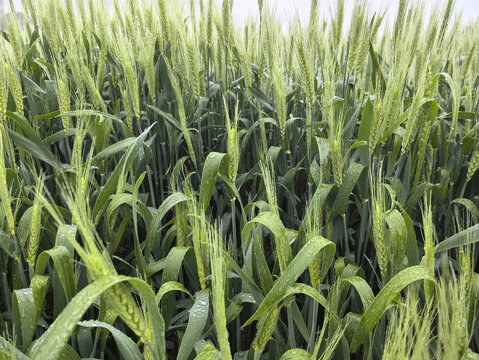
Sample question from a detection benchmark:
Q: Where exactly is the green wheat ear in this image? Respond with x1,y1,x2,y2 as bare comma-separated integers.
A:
257,0,263,13
259,159,278,216
421,194,435,309
0,54,14,236
370,163,389,280
436,258,470,359
304,195,325,289
164,56,197,167
467,149,479,181
382,289,433,360
40,185,153,346
188,197,209,290
0,131,14,236
252,304,281,357
27,174,45,266
224,97,239,184
209,222,232,360
55,62,71,134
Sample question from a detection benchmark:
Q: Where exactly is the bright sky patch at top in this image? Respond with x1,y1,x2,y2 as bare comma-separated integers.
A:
4,0,479,26
212,0,479,27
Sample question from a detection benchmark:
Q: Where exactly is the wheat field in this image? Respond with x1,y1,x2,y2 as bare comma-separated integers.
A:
0,0,478,359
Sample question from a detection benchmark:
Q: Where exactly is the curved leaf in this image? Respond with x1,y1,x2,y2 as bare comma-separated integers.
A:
35,246,76,301
340,276,374,310
435,223,479,253
58,110,129,132
330,163,365,219
30,275,50,328
243,235,335,327
193,343,218,360
199,152,228,213
92,138,136,162
156,281,192,303
6,112,61,170
242,211,293,273
177,291,209,360
12,289,36,352
0,335,30,360
350,265,434,352
92,123,155,225
78,320,142,360
280,349,311,359
451,198,479,224
30,275,165,360
145,193,190,259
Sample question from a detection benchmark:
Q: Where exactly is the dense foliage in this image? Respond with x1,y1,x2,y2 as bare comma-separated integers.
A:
0,0,478,359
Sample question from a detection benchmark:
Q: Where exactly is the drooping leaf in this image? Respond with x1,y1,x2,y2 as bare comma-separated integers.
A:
177,291,209,360
350,266,434,352
243,235,335,327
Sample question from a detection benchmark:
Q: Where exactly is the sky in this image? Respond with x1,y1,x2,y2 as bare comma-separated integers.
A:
3,0,479,26
213,0,479,27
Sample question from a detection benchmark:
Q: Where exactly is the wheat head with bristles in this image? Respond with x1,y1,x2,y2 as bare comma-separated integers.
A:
5,53,23,115
209,222,232,360
420,194,435,309
164,57,198,167
467,148,479,181
27,175,44,266
187,38,202,99
252,304,281,357
436,259,469,359
40,183,152,346
370,165,388,280
0,55,14,235
324,68,344,186
55,62,72,134
0,131,14,236
259,159,278,217
271,53,287,145
382,289,433,360
224,98,239,184
188,195,209,290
